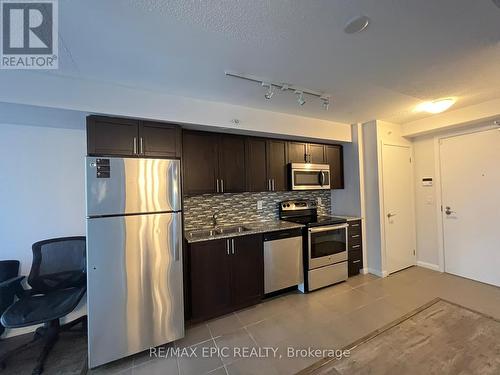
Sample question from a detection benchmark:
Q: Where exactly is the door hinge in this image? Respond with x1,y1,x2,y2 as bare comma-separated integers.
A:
440,205,443,212
413,249,416,256
409,157,412,163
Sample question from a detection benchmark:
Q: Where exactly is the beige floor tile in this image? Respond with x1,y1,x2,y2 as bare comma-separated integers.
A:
225,357,281,375
175,324,212,348
132,356,179,375
214,328,258,365
178,339,224,375
207,313,244,338
345,273,379,288
318,288,380,314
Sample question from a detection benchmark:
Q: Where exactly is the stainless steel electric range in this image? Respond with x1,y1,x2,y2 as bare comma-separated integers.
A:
279,200,348,292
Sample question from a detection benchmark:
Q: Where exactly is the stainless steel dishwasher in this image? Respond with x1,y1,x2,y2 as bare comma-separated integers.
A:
263,228,303,294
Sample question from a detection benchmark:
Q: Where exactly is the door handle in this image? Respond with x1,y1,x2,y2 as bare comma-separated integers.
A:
226,239,230,255
133,137,138,155
221,179,224,193
216,179,220,193
445,206,455,215
272,179,275,191
140,137,144,154
231,239,235,255
319,171,325,186
268,179,271,191
387,212,397,218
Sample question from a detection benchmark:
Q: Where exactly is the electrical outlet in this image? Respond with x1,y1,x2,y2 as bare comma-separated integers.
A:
317,198,322,205
257,201,263,210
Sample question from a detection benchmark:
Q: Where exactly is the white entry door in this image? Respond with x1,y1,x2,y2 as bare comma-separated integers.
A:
382,144,416,274
440,128,500,286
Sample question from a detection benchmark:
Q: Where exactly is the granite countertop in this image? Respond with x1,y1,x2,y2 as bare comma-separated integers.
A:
185,220,305,243
332,214,362,222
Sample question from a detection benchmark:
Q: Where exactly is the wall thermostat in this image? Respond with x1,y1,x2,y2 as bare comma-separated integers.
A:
422,177,433,187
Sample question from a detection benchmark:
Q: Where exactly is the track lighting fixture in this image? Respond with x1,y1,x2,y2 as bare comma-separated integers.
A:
321,96,330,110
225,71,332,110
262,83,274,100
295,91,306,106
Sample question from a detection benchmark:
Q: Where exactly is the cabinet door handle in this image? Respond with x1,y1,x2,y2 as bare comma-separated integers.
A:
226,239,230,255
216,179,220,193
268,179,271,191
221,179,224,193
272,179,275,191
140,137,144,154
352,245,361,249
351,223,360,227
351,234,360,238
353,260,361,264
133,137,138,155
231,239,235,255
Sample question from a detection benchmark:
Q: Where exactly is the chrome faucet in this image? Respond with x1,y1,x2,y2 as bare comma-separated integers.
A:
212,212,219,227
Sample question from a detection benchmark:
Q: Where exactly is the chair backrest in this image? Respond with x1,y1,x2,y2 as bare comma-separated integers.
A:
0,260,19,283
28,237,86,293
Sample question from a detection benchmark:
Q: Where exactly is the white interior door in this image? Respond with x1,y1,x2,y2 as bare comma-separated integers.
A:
440,128,500,286
382,144,416,274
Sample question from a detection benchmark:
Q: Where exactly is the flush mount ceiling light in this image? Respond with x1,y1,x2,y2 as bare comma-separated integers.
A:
415,98,456,114
225,71,332,110
344,15,370,34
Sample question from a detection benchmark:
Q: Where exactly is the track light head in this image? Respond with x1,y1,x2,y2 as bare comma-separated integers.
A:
320,96,331,110
262,82,274,100
295,91,306,106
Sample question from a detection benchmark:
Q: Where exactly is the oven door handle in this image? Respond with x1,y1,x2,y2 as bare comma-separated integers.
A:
308,223,349,233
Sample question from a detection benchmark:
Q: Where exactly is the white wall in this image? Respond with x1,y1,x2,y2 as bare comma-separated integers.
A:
0,121,87,337
0,72,352,143
412,136,440,268
332,124,361,216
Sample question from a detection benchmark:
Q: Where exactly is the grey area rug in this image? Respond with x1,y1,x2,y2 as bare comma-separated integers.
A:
301,298,500,375
0,329,87,375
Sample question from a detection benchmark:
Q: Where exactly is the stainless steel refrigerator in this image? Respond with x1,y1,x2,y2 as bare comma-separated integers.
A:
85,157,184,368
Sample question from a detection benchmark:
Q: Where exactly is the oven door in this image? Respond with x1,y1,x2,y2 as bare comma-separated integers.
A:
308,224,348,269
290,164,331,190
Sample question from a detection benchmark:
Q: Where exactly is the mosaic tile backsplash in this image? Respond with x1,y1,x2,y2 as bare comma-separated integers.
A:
183,190,332,230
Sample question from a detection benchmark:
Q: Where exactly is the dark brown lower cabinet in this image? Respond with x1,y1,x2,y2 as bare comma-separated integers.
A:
189,234,263,321
347,220,363,276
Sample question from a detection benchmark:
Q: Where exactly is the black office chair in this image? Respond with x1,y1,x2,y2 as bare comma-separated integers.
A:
0,260,21,337
0,237,87,375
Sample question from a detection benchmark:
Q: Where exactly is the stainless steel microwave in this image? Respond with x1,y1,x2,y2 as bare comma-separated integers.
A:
289,163,331,190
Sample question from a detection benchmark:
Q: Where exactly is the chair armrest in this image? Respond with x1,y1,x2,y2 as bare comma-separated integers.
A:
0,276,26,297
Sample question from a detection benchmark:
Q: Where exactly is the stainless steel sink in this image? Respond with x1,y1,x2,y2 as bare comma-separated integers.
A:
216,225,251,234
188,225,251,239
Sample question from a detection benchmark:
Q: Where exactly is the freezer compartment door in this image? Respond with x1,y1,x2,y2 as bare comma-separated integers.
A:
86,157,181,216
87,212,184,368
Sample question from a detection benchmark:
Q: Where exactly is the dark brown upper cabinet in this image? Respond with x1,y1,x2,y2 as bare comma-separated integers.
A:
188,234,263,321
86,116,181,158
266,139,288,191
139,121,182,158
287,141,326,164
245,137,269,192
182,130,246,195
326,144,344,189
87,116,139,156
182,131,219,195
218,134,246,193
245,137,288,192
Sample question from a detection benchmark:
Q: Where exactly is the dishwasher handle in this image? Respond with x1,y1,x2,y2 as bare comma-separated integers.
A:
264,228,303,241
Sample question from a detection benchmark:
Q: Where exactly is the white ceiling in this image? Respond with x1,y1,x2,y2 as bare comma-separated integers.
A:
53,0,500,124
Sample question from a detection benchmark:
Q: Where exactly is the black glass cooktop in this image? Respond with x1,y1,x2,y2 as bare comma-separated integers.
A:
282,215,347,227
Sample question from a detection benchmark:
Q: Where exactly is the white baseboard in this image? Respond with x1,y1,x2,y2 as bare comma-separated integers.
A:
416,261,440,272
366,268,389,278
